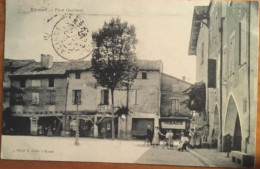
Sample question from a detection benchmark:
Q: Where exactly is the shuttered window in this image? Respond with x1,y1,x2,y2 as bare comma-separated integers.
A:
171,99,180,113
72,90,81,105
11,92,24,105
32,93,40,104
20,79,26,88
46,90,56,105
208,59,216,88
101,89,109,105
49,78,54,87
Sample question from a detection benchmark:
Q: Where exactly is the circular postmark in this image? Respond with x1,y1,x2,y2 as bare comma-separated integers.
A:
51,14,92,61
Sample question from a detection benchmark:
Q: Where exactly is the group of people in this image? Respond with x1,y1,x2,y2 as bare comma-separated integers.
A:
188,128,206,149
146,125,189,152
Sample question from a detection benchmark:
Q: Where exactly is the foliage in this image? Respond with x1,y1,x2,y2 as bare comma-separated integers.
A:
182,82,206,112
91,17,138,139
115,106,129,117
91,17,138,91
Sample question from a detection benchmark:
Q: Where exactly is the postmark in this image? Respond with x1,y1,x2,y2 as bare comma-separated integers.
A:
51,14,92,61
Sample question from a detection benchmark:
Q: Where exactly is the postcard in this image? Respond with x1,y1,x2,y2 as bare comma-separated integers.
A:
1,0,259,168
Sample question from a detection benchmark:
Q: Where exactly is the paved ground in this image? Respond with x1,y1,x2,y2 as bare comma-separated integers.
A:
0,136,240,167
190,148,241,168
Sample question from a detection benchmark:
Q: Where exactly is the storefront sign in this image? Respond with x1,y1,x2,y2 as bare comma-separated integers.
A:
161,120,186,129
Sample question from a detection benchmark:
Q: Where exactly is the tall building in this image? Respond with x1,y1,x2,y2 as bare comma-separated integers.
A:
189,1,258,166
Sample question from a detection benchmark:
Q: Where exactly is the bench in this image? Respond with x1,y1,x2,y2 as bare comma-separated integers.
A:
231,151,254,167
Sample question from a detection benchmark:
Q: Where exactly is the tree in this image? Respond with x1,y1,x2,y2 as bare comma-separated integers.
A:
91,18,138,139
182,82,206,112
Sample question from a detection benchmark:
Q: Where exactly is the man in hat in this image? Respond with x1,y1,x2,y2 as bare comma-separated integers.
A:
147,125,153,145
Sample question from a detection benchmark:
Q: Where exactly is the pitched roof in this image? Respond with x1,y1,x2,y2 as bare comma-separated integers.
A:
137,60,162,71
4,59,35,69
188,6,209,55
11,59,162,76
161,73,192,85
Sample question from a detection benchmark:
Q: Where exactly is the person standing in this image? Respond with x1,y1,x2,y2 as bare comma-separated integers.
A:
189,128,195,149
165,130,174,148
152,126,164,148
147,125,153,145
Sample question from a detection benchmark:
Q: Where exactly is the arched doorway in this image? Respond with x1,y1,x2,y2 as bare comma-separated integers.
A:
211,105,219,148
224,96,242,151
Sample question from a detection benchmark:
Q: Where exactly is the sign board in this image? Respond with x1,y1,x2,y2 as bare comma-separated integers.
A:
161,120,186,129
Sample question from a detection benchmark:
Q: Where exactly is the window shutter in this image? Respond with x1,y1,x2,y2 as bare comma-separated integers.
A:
101,90,104,105
208,59,216,88
72,90,75,104
104,90,109,105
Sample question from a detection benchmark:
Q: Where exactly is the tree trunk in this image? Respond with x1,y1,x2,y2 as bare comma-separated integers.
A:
125,83,129,139
111,89,115,140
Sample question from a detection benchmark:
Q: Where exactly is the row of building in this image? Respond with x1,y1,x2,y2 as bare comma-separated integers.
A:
188,1,258,165
2,54,192,139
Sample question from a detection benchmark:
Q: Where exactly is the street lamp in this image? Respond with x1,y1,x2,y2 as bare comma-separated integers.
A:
75,91,80,146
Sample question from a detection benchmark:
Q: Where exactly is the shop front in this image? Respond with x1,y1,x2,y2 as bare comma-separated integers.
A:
159,117,190,139
131,118,154,139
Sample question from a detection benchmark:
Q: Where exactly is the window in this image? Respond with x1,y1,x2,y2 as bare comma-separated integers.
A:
49,78,54,87
12,92,24,105
101,89,109,105
46,90,56,105
32,93,40,104
142,72,147,79
208,59,216,88
73,90,81,105
32,80,41,87
201,43,204,64
229,32,235,75
239,17,247,65
20,79,26,88
75,72,81,79
171,99,180,113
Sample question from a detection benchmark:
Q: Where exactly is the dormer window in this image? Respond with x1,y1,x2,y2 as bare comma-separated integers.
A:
142,72,147,79
75,72,81,79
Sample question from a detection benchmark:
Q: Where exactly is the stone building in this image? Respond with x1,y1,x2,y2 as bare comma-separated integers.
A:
64,59,163,139
189,1,258,166
8,55,68,135
160,73,192,138
2,59,35,134
6,54,165,139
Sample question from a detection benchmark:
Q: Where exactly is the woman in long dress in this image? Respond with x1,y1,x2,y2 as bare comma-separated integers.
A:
152,126,164,147
165,130,174,148
189,129,195,148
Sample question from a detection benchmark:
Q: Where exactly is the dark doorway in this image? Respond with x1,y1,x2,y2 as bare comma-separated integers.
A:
11,117,30,135
233,114,242,151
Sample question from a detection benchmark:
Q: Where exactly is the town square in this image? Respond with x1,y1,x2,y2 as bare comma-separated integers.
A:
1,0,259,168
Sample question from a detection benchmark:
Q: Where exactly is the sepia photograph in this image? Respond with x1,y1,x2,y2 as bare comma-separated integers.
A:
1,0,259,168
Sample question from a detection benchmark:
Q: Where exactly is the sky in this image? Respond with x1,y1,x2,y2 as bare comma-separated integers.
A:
5,0,210,83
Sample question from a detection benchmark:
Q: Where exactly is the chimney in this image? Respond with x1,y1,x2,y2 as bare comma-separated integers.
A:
41,54,53,69
182,76,186,81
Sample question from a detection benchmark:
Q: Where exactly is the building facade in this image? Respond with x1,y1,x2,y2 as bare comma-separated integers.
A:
2,59,35,134
189,1,259,163
160,73,192,138
6,54,168,139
